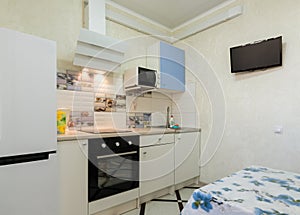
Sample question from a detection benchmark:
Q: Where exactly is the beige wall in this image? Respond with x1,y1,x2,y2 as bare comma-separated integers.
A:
0,0,82,69
180,0,300,183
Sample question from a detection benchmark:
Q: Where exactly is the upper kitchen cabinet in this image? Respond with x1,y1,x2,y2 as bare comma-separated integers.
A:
147,41,185,92
73,28,127,72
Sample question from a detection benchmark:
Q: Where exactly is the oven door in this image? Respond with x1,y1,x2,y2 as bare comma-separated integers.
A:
88,139,139,202
138,67,157,88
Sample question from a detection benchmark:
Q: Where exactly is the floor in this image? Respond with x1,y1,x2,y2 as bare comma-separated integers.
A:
122,185,202,215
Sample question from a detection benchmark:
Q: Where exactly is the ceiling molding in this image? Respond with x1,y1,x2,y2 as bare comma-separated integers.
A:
172,0,237,32
105,1,243,43
106,8,172,43
172,5,243,42
105,0,172,32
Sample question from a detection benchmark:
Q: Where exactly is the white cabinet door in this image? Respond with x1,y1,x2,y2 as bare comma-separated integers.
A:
58,140,88,215
175,132,200,184
140,143,174,196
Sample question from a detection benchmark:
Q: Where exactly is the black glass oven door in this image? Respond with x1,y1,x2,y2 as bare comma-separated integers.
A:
88,152,139,202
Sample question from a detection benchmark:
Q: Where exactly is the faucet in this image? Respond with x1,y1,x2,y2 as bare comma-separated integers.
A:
166,106,170,128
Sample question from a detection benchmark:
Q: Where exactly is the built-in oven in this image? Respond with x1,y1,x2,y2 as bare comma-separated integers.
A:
88,135,139,202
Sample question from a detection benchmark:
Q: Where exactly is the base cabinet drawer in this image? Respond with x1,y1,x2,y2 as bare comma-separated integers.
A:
140,133,174,147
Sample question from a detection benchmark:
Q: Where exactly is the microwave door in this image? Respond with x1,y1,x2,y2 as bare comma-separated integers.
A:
138,68,157,87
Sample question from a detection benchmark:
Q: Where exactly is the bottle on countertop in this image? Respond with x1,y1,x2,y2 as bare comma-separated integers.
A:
169,115,175,128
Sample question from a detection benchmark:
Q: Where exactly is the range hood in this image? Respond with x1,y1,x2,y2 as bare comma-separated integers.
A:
73,0,126,72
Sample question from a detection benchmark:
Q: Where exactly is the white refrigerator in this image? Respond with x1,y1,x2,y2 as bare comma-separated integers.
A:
0,28,58,215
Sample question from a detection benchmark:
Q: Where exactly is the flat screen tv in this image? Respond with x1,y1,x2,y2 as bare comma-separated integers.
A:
230,36,282,73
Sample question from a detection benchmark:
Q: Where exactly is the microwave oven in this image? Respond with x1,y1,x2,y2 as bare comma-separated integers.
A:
124,66,159,90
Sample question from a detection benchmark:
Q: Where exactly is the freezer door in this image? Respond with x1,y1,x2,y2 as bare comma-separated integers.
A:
0,28,57,157
0,153,59,215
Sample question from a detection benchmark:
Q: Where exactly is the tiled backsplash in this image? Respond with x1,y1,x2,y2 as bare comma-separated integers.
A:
69,111,94,130
57,69,197,130
94,94,126,112
57,70,94,92
171,81,197,128
94,112,126,129
126,92,173,128
127,112,151,128
57,70,126,130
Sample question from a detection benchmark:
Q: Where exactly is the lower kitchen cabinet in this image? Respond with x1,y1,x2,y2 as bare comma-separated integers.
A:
174,132,200,184
58,140,88,215
140,131,200,197
140,134,175,196
57,131,200,215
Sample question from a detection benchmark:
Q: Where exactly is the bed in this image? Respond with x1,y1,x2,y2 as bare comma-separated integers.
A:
181,166,300,215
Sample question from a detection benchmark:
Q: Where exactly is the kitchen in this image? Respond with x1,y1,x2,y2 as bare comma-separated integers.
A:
0,0,203,214
2,0,298,215
0,25,201,215
56,21,202,215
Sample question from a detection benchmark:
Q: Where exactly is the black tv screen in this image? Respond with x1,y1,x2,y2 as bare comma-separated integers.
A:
230,36,282,73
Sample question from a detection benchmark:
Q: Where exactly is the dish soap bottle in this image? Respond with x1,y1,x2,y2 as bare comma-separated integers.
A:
169,115,175,128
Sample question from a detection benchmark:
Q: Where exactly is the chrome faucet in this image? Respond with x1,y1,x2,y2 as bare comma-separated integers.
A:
166,106,170,128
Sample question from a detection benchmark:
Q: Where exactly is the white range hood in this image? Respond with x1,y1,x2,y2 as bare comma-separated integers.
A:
73,0,126,72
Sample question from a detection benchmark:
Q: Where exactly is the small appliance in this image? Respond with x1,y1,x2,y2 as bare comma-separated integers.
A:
124,66,158,90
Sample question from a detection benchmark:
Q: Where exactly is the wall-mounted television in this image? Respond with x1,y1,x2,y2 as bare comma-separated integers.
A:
230,36,282,73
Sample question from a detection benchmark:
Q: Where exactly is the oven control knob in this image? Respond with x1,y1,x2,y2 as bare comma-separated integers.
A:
101,143,106,148
115,142,120,147
128,141,132,145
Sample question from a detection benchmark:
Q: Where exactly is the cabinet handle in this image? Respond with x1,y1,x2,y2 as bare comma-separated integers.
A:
158,138,162,141
81,141,87,146
143,152,147,155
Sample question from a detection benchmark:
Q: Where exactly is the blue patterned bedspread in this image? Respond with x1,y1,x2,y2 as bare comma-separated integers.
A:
181,166,300,215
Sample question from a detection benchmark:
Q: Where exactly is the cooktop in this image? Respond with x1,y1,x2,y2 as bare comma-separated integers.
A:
81,127,132,134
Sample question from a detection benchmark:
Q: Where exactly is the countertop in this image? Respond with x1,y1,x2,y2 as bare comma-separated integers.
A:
57,127,201,142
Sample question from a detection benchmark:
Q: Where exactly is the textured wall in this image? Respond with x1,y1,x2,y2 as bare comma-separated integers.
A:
180,0,300,183
0,0,82,70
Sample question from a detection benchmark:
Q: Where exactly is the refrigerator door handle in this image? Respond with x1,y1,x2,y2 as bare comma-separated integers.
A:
0,151,56,166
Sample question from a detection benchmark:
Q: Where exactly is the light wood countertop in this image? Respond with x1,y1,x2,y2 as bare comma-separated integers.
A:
57,127,201,142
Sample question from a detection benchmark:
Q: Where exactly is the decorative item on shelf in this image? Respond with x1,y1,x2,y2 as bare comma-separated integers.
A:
57,108,70,134
169,115,180,129
172,124,180,129
169,115,175,128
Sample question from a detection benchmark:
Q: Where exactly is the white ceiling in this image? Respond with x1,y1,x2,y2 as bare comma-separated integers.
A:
108,0,230,29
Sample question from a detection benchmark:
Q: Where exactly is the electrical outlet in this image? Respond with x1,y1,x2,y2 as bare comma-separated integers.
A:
274,126,283,134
